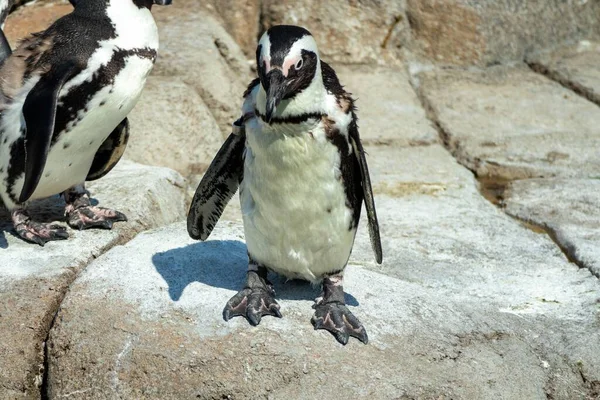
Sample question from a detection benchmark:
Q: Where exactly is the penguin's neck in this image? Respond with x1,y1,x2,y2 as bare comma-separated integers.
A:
75,0,159,50
106,0,159,50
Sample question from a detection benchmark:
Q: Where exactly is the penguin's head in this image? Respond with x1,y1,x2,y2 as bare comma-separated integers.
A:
256,25,320,122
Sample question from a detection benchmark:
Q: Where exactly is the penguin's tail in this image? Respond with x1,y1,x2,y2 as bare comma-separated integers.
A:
0,0,12,65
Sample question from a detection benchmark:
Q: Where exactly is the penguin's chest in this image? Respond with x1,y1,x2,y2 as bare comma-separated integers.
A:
240,120,356,282
30,56,154,200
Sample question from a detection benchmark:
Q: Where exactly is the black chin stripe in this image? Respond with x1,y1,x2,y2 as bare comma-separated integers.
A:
255,109,324,125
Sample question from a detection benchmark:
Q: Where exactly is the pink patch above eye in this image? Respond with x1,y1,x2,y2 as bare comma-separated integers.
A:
282,55,301,77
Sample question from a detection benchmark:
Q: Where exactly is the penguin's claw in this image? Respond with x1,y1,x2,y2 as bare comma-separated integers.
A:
311,302,368,345
223,287,282,325
14,220,69,246
66,206,127,230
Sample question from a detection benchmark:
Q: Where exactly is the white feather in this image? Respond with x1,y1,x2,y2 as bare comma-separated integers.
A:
240,58,356,282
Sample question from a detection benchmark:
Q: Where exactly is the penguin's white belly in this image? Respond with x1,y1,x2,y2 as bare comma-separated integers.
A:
28,56,153,201
241,122,356,282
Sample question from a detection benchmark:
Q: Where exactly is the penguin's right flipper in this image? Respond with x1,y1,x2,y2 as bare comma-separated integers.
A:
19,62,78,203
86,118,130,181
187,120,245,241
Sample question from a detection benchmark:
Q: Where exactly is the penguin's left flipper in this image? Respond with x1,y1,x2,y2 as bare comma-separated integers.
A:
187,120,245,241
86,118,130,181
349,121,383,264
19,62,79,203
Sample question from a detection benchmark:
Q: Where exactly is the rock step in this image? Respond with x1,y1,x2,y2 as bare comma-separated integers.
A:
47,146,600,399
0,162,186,398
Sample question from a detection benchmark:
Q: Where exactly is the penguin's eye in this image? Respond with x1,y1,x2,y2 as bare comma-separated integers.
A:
294,58,303,70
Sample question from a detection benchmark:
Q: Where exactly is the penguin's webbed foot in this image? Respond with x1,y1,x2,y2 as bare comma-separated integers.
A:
12,210,69,246
223,268,282,325
64,184,127,230
66,206,127,230
311,275,368,345
311,302,368,345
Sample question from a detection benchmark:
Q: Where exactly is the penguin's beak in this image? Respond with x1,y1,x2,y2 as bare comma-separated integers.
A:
153,0,172,5
264,69,286,123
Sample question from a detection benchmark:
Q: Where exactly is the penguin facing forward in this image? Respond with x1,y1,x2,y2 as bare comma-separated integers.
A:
0,0,172,246
188,25,383,345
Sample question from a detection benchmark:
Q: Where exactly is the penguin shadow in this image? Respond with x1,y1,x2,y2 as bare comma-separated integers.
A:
151,240,359,306
0,195,100,248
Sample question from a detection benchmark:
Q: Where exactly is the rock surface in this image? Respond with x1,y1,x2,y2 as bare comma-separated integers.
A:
207,0,260,59
418,65,600,181
126,77,223,176
504,178,600,279
152,1,253,136
46,146,600,399
335,65,438,146
0,162,186,399
528,41,600,106
2,0,70,46
406,0,600,67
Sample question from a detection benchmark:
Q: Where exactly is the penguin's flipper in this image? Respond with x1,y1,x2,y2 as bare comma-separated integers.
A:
349,121,383,264
0,27,12,66
86,118,130,181
19,62,78,203
187,120,245,241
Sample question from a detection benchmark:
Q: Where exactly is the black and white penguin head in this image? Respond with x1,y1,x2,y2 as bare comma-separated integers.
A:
256,25,321,122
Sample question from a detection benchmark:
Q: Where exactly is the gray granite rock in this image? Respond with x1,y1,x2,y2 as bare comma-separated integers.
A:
418,66,600,180
406,0,600,67
207,0,260,58
126,77,223,176
335,65,438,146
152,1,252,136
504,178,600,279
46,146,600,399
0,161,186,399
528,40,600,106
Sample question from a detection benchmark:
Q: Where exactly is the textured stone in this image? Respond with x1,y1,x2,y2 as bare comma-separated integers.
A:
418,66,600,180
260,0,408,66
504,178,600,279
0,161,186,399
125,77,223,176
152,1,253,135
528,40,600,106
335,64,438,146
3,0,70,46
406,0,600,67
47,146,600,399
207,0,260,58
